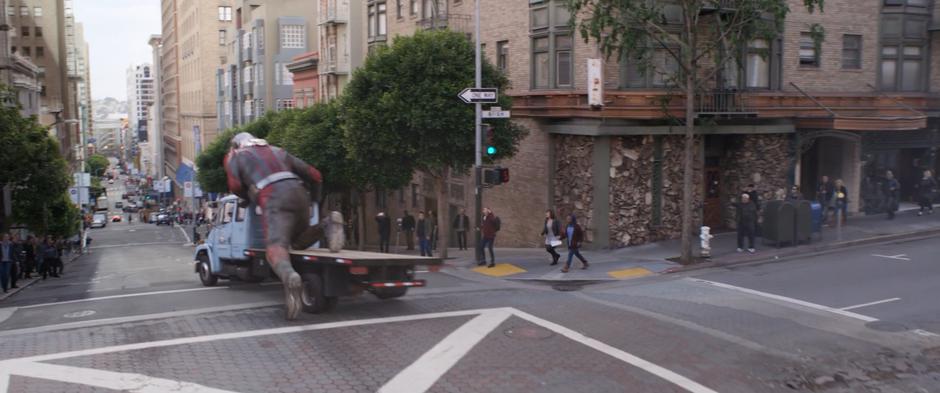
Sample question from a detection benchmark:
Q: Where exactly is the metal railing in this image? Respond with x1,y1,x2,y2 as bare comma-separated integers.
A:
696,89,751,115
416,13,473,36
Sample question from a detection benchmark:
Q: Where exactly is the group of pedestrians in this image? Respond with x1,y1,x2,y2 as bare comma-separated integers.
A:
389,210,442,257
1,233,67,294
541,210,589,273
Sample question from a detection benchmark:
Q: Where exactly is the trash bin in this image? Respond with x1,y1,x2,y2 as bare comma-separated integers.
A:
761,200,796,247
809,202,823,234
795,200,812,243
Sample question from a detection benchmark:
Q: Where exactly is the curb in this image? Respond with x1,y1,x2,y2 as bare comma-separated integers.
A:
666,227,940,274
0,252,83,302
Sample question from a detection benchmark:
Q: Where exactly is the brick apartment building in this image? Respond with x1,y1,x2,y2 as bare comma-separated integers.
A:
344,0,940,251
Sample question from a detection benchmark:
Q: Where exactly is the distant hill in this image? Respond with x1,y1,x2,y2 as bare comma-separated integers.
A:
92,97,128,120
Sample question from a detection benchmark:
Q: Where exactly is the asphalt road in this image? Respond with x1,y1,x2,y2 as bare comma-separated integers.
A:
1,214,939,392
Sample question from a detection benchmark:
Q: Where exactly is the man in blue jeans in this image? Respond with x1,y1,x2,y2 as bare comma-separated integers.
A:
1,233,14,293
416,212,432,257
477,208,499,268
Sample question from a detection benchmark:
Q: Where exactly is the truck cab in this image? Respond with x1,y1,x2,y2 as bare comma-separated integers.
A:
194,195,270,284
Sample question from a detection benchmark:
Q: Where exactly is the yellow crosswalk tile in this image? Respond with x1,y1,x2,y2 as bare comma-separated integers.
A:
607,267,653,280
472,263,527,277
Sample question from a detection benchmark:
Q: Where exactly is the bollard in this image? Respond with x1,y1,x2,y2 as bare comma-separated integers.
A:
700,226,714,258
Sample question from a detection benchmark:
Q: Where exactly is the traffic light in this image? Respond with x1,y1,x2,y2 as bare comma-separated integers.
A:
483,123,496,156
483,167,510,186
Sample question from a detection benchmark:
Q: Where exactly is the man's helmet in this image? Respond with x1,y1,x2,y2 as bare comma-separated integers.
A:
230,132,268,150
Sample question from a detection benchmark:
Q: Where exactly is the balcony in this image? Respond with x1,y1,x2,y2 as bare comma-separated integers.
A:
511,90,929,131
416,13,472,37
319,0,349,25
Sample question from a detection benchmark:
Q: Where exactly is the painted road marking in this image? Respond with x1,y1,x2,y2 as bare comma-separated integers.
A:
62,310,97,319
689,278,878,322
89,241,184,250
872,253,911,261
0,307,718,393
15,286,227,310
472,263,526,277
840,297,901,311
2,362,237,393
608,267,653,280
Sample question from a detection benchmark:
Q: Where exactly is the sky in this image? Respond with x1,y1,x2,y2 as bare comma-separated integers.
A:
74,0,161,100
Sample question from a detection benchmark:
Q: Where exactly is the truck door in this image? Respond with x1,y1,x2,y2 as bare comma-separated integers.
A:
228,205,248,258
215,200,236,261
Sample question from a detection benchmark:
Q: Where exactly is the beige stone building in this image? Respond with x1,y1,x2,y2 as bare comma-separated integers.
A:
160,0,181,186
318,0,365,101
343,0,940,252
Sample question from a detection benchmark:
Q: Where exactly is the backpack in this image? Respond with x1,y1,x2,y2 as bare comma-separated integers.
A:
494,216,501,232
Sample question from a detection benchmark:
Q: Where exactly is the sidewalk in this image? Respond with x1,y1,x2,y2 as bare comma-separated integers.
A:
435,206,940,283
0,251,84,301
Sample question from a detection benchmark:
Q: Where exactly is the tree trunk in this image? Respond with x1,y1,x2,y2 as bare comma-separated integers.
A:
680,64,696,264
436,168,450,260
357,191,366,251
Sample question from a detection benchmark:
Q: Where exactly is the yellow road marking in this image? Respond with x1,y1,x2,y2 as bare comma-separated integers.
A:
607,267,653,280
472,263,526,277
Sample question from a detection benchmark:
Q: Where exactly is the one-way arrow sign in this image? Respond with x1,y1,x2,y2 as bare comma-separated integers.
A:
458,88,498,104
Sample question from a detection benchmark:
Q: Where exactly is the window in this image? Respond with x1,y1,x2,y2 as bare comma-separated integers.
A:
34,26,42,37
277,63,293,85
218,6,232,21
378,3,387,36
256,63,263,86
368,2,387,40
368,4,376,38
879,13,927,91
5,6,12,16
411,0,418,16
497,41,509,73
620,34,680,88
35,46,44,58
244,65,252,82
218,30,226,46
746,39,770,88
842,35,861,69
20,6,28,16
530,1,573,89
244,99,253,117
236,206,247,222
280,24,305,48
411,184,418,208
799,32,819,67
396,0,402,18
21,26,29,37
884,0,927,6
33,6,41,17
375,189,388,209
276,99,295,111
21,47,30,57
222,202,235,224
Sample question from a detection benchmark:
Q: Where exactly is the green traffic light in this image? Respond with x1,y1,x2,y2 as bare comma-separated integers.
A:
486,146,496,155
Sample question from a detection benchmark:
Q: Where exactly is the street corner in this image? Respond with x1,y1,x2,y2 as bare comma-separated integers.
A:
607,267,653,280
471,263,527,277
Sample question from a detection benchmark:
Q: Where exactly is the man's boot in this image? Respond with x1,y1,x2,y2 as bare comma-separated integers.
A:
273,261,303,320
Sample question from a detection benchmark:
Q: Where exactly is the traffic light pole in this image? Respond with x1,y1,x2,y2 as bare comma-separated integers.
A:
473,0,483,263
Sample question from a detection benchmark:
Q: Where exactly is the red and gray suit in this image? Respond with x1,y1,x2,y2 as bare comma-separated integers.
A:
224,144,322,260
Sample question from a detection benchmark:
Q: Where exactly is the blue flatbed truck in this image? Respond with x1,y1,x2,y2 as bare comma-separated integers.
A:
194,195,442,313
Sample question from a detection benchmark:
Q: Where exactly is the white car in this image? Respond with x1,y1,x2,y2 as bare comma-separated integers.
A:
91,213,107,228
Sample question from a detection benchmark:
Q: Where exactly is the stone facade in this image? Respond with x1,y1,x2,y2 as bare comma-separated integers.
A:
553,135,594,242
719,134,793,229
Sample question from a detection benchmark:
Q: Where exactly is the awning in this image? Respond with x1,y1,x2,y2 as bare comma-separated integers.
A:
175,162,195,184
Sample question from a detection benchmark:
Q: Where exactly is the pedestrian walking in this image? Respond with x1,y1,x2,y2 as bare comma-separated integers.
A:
541,210,562,265
559,214,589,273
477,207,500,268
915,169,937,216
884,170,900,220
40,237,60,278
1,233,14,293
416,212,432,257
401,211,416,251
375,212,391,253
735,193,758,253
743,184,761,210
21,235,36,279
817,175,834,224
834,179,849,222
453,209,470,251
787,185,803,201
8,234,21,289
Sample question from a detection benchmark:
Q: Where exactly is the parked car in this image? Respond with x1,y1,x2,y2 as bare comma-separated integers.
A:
115,201,124,209
155,213,171,226
91,213,107,228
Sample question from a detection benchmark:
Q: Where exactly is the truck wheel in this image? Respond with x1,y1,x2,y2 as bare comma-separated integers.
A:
197,255,218,287
301,273,329,314
374,287,408,299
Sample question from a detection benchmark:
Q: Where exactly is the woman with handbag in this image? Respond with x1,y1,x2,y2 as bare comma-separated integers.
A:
541,210,562,265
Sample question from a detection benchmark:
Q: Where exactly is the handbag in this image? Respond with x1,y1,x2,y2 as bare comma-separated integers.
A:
550,239,563,248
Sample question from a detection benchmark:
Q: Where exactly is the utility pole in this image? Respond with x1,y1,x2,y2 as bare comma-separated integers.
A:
473,0,482,263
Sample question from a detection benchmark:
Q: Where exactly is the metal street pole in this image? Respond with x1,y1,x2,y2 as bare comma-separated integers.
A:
473,0,483,263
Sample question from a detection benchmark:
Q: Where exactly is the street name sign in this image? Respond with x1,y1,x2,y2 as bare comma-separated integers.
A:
458,88,498,104
482,106,511,118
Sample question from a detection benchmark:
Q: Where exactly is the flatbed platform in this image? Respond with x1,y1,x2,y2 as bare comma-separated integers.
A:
246,248,443,267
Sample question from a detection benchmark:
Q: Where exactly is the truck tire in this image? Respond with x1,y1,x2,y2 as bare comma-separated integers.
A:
374,287,408,299
197,255,219,287
300,273,331,314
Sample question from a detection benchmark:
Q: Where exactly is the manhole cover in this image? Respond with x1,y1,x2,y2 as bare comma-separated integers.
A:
551,283,582,292
505,325,554,340
63,310,96,319
866,321,907,332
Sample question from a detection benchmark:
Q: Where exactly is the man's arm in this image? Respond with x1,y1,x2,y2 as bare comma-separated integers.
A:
223,153,248,200
285,153,323,186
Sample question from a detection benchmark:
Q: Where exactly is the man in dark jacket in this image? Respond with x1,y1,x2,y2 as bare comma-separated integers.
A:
478,208,500,268
416,212,431,257
452,208,470,250
224,132,343,320
401,211,415,250
884,170,900,220
375,212,391,253
735,193,758,253
559,214,589,272
915,169,937,216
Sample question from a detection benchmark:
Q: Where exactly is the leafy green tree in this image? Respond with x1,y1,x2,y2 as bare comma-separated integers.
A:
342,30,528,258
0,85,73,233
566,0,824,263
85,154,110,177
